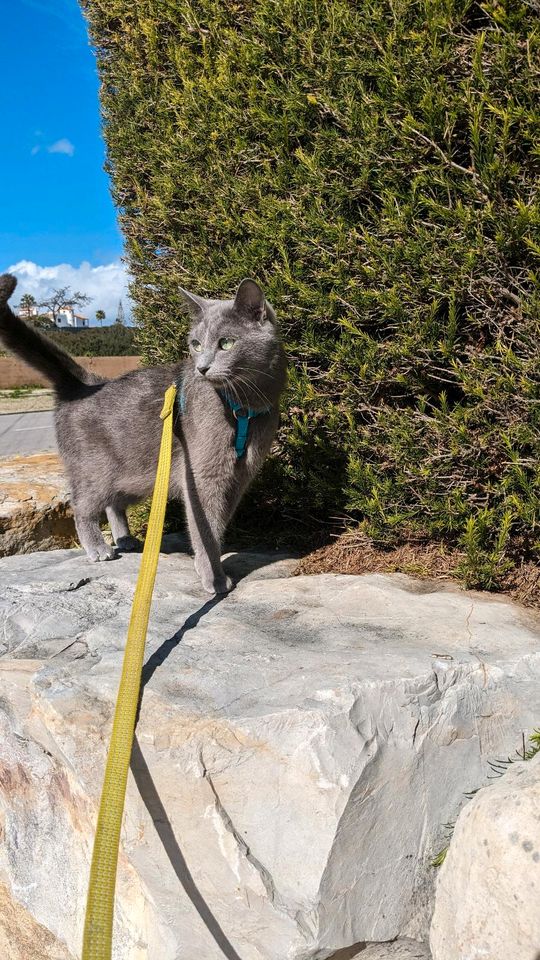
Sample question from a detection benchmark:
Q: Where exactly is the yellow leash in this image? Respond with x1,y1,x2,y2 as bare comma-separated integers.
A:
82,383,177,960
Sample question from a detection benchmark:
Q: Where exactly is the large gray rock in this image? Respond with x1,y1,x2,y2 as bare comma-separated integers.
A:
430,751,540,960
0,540,539,959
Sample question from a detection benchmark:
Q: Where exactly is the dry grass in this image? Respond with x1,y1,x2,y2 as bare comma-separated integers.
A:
0,389,55,414
295,531,540,610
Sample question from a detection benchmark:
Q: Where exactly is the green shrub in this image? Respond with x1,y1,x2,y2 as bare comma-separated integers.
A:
0,324,136,358
81,0,540,585
47,324,136,357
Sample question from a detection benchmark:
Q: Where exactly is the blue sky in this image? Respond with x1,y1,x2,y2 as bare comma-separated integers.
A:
0,0,129,321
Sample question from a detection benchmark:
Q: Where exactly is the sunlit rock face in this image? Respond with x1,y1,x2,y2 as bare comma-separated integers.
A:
0,453,74,557
0,539,539,959
430,752,540,960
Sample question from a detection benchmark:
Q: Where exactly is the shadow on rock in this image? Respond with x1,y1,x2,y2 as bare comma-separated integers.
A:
132,593,244,959
159,531,297,586
130,736,245,960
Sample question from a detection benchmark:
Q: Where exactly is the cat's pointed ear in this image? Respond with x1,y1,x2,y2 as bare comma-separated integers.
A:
234,278,270,323
179,286,208,318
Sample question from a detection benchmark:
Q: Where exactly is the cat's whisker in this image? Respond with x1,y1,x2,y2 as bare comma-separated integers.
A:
233,373,271,408
233,369,277,401
241,382,272,408
234,365,276,380
232,378,251,409
222,376,245,411
232,376,256,407
222,377,240,406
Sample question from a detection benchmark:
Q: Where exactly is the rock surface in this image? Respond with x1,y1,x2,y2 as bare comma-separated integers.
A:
0,882,75,960
0,540,539,959
430,751,540,960
353,942,431,959
0,453,75,556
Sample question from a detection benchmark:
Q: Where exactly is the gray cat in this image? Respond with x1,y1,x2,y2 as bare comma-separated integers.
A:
0,275,286,594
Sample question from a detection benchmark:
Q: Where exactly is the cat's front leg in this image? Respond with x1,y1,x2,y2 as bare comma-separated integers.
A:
74,512,116,562
182,463,233,595
193,552,233,595
189,515,233,595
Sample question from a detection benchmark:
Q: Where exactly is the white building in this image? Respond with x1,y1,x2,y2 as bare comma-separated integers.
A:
17,304,89,329
52,306,89,329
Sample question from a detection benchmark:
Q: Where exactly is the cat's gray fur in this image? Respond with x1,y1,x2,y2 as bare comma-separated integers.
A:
0,274,286,593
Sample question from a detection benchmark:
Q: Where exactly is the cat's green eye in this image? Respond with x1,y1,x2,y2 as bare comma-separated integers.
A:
218,337,236,351
191,339,202,353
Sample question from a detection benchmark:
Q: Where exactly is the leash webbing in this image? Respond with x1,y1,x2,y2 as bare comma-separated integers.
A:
82,383,177,960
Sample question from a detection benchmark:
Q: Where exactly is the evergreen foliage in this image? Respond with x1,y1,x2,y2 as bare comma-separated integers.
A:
81,0,540,587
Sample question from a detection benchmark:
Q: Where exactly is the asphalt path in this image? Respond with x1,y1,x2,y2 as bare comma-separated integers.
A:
0,410,57,457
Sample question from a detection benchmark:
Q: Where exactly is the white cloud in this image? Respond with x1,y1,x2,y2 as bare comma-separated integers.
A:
30,145,41,156
48,138,75,157
6,260,131,325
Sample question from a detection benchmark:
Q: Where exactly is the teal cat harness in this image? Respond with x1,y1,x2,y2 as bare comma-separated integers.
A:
177,382,271,458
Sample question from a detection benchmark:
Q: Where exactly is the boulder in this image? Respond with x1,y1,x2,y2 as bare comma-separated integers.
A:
430,751,540,960
0,453,75,556
0,540,539,959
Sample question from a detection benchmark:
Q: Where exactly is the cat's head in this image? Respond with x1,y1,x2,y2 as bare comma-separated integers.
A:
180,279,283,405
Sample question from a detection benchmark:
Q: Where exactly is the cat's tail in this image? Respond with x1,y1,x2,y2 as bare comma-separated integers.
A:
0,274,97,397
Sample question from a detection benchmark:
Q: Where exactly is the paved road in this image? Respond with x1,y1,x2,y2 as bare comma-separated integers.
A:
0,411,57,457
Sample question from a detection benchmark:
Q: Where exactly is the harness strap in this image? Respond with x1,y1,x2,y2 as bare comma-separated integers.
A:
218,390,271,458
177,381,270,458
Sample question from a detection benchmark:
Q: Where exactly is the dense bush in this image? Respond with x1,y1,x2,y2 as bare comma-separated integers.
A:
81,0,540,587
46,324,136,357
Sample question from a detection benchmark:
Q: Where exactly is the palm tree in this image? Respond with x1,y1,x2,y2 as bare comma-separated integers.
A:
18,293,37,318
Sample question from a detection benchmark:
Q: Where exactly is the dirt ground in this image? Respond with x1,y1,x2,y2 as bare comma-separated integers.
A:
0,389,55,414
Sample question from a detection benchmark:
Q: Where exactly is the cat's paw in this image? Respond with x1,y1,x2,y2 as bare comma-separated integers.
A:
202,573,234,595
215,574,234,595
116,535,142,552
194,555,233,594
87,543,117,562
